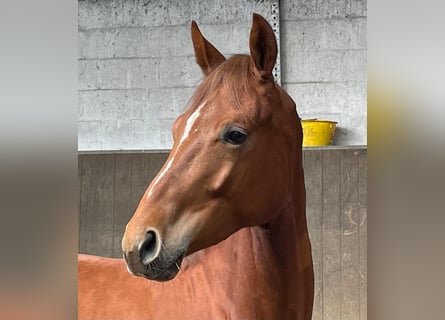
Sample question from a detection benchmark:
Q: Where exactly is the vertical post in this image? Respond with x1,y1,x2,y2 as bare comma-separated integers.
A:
270,0,281,85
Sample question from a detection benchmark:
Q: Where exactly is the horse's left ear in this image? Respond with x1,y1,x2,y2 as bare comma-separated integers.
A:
249,13,277,81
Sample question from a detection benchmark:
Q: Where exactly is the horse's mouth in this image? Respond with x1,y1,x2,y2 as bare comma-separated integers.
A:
140,253,185,282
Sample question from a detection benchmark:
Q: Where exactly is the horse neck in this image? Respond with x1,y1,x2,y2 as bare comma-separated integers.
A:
265,158,314,319
184,152,313,319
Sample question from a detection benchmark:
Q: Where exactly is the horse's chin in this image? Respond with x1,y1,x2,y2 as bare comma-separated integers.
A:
140,254,184,282
146,266,178,282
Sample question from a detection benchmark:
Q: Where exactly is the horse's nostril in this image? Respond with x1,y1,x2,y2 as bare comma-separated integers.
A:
140,230,158,266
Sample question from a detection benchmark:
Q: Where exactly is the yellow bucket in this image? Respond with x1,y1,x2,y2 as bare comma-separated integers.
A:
301,119,337,146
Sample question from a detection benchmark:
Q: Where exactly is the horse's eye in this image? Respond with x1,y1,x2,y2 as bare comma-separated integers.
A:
221,127,247,145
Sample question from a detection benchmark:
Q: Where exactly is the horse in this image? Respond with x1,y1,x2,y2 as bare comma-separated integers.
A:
78,13,314,320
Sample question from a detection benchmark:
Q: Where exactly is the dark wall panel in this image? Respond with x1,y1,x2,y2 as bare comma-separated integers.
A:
78,148,367,320
78,152,169,257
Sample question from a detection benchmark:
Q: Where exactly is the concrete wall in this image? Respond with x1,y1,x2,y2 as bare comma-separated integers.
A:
78,0,367,150
280,0,367,145
78,0,272,150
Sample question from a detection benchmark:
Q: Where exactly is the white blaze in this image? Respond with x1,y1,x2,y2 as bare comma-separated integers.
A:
178,102,205,146
147,102,206,198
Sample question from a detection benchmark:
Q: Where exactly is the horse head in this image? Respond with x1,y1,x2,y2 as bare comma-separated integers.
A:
122,14,303,281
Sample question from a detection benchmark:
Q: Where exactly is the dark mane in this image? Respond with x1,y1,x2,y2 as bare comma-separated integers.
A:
189,54,255,111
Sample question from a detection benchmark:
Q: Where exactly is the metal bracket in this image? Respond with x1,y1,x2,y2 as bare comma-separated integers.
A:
270,0,281,85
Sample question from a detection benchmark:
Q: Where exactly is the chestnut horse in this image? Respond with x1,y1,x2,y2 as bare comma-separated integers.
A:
78,14,314,320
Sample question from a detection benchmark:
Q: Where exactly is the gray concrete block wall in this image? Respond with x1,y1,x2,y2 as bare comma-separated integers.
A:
281,0,367,145
78,0,272,150
78,0,367,150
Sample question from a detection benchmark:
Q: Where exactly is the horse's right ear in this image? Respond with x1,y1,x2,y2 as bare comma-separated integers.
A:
191,21,226,76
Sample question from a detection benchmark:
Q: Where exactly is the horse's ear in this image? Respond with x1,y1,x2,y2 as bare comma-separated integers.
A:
191,20,226,76
249,13,277,81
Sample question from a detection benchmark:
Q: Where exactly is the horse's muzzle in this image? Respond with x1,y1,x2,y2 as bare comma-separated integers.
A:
123,230,185,282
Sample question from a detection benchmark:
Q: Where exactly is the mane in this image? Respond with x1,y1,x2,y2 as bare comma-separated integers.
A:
190,54,255,112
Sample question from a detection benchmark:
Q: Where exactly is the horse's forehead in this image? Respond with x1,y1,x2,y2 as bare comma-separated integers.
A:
180,78,282,133
185,100,242,124
189,101,257,129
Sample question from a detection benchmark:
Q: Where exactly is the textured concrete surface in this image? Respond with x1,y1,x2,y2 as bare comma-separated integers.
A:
78,0,367,150
281,0,367,145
